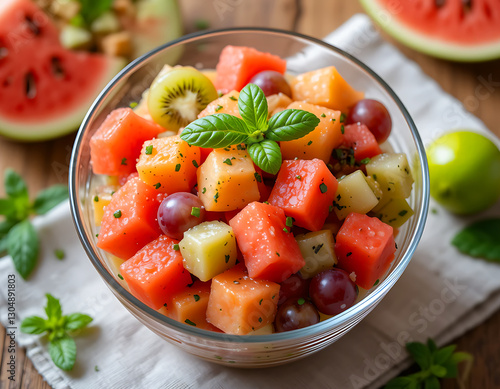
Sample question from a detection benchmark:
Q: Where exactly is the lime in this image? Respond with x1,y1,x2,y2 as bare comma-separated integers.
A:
427,131,500,215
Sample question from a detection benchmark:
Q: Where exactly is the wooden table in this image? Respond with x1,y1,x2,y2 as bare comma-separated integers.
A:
1,1,500,388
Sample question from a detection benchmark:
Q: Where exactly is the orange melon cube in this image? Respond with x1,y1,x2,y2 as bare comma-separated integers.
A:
197,146,260,211
198,90,240,118
136,135,200,194
206,264,280,335
290,66,364,113
280,102,343,163
92,185,119,226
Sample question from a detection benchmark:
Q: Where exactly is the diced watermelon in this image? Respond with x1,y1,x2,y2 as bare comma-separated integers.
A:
268,159,338,231
97,177,166,259
90,108,165,175
214,46,287,93
229,202,305,283
341,123,382,162
120,235,192,310
334,212,396,289
206,264,280,335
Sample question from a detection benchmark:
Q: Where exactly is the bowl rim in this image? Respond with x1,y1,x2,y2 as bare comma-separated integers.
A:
69,26,430,343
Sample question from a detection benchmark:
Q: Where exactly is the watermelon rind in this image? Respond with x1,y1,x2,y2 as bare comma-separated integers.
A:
0,57,126,142
360,0,500,62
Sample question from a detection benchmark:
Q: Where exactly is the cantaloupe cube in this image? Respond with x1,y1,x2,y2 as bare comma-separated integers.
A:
296,230,337,279
333,170,379,220
136,135,200,194
179,221,237,281
267,93,293,116
198,90,240,118
93,185,119,226
206,264,280,335
162,280,219,331
290,66,364,112
197,146,260,211
372,198,414,228
280,102,343,163
366,153,414,200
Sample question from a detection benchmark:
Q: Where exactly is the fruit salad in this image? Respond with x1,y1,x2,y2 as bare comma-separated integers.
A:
89,45,415,336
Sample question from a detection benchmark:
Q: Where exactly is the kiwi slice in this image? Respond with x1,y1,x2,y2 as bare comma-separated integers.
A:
148,66,218,131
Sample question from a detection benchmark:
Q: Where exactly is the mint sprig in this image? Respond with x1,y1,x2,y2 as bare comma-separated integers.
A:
0,169,69,279
451,218,500,261
21,294,93,371
384,339,473,389
180,84,320,174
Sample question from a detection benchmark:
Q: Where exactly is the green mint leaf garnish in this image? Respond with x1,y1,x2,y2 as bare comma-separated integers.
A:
75,0,114,26
406,341,432,370
21,294,93,371
54,249,65,260
181,114,250,148
113,210,122,218
451,218,500,261
238,83,268,131
5,169,29,199
49,335,77,371
266,109,319,142
7,220,38,280
145,145,153,155
33,185,69,215
247,140,282,175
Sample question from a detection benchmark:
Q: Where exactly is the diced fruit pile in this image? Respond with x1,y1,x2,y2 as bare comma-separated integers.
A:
89,45,415,335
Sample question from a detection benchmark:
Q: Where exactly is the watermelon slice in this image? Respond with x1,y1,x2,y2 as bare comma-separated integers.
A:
361,0,500,62
0,0,125,141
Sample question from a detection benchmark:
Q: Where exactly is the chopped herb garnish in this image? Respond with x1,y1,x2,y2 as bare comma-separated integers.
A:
373,174,377,180
319,183,328,193
129,102,138,109
185,319,196,326
192,160,199,168
431,208,438,214
202,187,206,194
145,145,153,155
175,164,181,172
214,192,219,203
346,252,352,257
113,210,122,218
118,274,124,280
276,251,280,257
297,298,305,305
215,105,223,112
193,294,200,302
154,183,161,189
258,317,262,323
286,216,293,227
254,172,262,182
398,210,408,217
191,207,201,217
259,299,263,305
283,227,289,233
307,140,313,145
225,254,230,263
93,195,99,202
340,113,346,122
359,158,371,164
331,118,336,122
54,249,65,260
229,95,237,101
223,158,232,165
94,365,100,372
341,125,345,134
320,113,326,118
173,244,180,251
373,279,380,286
121,158,127,166
314,244,324,254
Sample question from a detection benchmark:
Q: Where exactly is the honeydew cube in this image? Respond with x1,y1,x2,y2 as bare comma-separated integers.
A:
366,153,414,200
197,146,260,211
179,221,237,281
249,323,274,335
372,198,414,228
93,185,119,226
296,230,337,279
333,170,379,220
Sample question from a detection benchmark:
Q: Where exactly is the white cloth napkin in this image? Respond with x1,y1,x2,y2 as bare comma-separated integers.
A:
2,14,500,389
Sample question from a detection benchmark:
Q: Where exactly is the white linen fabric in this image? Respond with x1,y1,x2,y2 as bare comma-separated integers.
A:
1,14,500,389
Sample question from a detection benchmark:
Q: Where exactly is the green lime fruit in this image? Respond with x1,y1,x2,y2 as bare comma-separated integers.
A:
427,131,500,215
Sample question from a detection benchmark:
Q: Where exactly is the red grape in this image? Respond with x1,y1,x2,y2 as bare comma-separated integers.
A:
275,297,320,332
157,193,206,240
347,99,392,143
278,273,310,305
249,71,292,97
309,269,358,315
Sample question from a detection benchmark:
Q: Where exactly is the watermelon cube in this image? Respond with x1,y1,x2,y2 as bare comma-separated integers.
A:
268,159,339,231
120,235,192,310
341,123,382,162
206,264,280,335
97,177,166,259
214,46,287,93
229,202,305,283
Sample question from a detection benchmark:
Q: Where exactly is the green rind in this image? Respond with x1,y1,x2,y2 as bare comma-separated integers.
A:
0,57,126,142
360,0,500,62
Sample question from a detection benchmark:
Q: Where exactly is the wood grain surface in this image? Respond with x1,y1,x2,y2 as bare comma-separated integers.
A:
1,1,500,388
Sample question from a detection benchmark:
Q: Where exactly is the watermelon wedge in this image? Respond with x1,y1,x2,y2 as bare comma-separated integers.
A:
361,0,500,62
0,0,125,141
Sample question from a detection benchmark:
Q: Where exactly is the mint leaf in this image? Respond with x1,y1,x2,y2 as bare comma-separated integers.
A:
423,376,440,389
406,342,432,370
427,338,438,353
0,198,16,218
7,219,38,279
20,316,48,334
433,344,456,365
5,169,28,199
33,185,69,215
0,219,16,253
45,293,63,322
49,335,77,371
238,83,268,131
451,218,500,261
76,0,114,25
384,377,419,389
64,313,93,331
266,109,320,141
247,140,282,175
181,114,250,148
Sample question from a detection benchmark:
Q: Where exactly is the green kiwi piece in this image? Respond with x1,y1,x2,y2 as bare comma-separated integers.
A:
148,66,218,131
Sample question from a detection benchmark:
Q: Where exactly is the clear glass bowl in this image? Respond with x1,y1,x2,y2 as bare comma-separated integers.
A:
69,28,429,367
